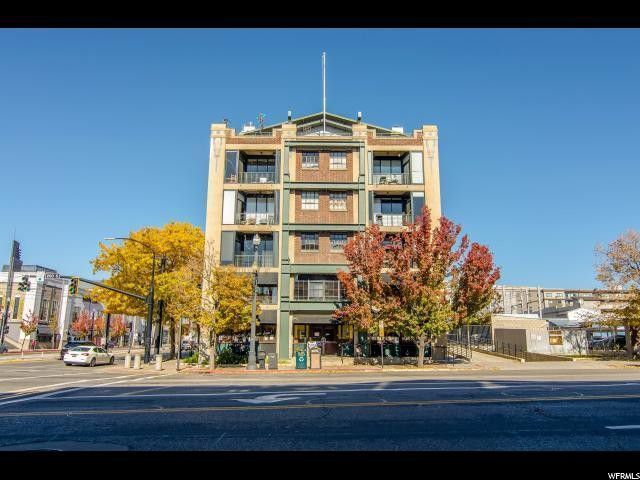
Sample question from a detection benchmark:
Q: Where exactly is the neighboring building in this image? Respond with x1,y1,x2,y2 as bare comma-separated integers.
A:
204,111,442,360
493,285,630,318
1,264,149,350
0,265,71,349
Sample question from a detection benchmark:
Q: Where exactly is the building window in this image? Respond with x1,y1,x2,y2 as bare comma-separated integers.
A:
301,151,319,169
330,233,347,251
301,191,319,210
329,151,347,170
329,192,347,211
40,299,50,322
301,233,319,251
50,300,59,322
12,297,19,320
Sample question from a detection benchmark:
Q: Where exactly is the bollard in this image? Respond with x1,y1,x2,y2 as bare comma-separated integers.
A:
155,355,163,371
133,354,141,369
124,354,131,369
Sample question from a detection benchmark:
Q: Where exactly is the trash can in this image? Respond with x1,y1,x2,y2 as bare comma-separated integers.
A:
267,353,278,370
432,345,446,361
257,351,266,369
295,344,307,369
309,347,322,369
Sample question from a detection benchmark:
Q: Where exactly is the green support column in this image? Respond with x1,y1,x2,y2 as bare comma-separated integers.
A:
358,145,367,228
278,145,292,359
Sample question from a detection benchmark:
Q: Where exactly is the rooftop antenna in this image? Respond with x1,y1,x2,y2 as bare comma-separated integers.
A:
257,113,266,132
322,52,326,135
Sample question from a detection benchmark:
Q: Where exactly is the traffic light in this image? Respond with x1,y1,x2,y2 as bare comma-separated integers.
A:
68,277,79,295
17,276,30,292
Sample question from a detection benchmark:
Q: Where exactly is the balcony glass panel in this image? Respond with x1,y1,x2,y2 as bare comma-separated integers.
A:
294,280,345,301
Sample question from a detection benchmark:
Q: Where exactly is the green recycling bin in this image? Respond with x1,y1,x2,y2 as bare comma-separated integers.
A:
294,343,307,369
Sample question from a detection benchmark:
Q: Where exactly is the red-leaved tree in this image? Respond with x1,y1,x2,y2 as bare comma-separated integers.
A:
71,310,92,339
110,314,127,343
334,224,398,337
388,208,472,366
336,206,500,367
20,310,40,351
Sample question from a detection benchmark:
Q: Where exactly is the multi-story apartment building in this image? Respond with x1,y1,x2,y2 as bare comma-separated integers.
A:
494,284,630,318
204,111,441,360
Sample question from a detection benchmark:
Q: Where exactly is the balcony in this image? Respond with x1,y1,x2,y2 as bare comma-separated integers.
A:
372,173,411,185
294,280,346,302
227,171,277,184
256,294,277,305
374,213,414,227
235,212,277,225
233,253,275,268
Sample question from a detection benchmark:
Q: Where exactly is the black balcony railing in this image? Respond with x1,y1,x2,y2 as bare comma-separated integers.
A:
294,280,345,302
374,213,414,227
226,171,277,184
233,253,274,268
256,294,277,305
235,212,277,225
372,173,412,185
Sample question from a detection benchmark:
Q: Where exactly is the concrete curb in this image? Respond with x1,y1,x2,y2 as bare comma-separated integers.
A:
174,366,486,375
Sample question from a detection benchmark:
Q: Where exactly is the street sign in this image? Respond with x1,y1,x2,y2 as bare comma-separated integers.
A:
44,272,60,279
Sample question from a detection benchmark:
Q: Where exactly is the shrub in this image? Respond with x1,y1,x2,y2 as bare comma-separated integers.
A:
216,348,247,365
184,353,199,364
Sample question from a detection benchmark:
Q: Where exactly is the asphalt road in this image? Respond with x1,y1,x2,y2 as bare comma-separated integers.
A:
1,360,640,451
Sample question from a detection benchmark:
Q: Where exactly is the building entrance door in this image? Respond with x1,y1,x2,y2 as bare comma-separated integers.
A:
309,325,337,355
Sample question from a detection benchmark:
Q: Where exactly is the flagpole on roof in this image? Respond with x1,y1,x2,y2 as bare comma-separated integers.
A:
322,52,326,135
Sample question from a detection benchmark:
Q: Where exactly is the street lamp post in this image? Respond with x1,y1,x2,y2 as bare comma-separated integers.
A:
372,306,382,369
246,234,261,371
105,237,157,364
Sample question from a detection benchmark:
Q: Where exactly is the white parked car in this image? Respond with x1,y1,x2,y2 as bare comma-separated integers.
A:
64,346,115,367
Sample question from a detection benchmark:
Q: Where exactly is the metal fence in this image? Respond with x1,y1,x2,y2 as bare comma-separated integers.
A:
294,280,345,301
235,212,277,225
373,213,414,227
233,253,274,268
372,173,412,185
445,336,472,362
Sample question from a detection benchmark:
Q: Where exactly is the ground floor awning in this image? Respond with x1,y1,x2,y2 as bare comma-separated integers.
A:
258,310,277,324
293,314,335,324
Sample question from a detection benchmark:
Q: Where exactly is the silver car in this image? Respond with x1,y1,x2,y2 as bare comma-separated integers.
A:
64,346,115,367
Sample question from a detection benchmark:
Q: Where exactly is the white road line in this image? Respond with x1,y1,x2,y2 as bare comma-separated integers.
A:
41,381,640,401
0,373,85,382
605,425,640,430
118,386,169,396
0,375,139,406
0,374,172,407
4,376,133,394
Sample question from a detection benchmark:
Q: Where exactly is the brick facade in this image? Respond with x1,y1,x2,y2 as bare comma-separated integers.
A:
226,131,281,144
293,233,349,264
294,190,354,224
295,150,354,183
367,131,423,146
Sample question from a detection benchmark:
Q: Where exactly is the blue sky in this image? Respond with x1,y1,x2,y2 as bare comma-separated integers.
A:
1,29,638,288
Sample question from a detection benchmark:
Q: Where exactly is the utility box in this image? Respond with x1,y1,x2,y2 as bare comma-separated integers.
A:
266,353,278,370
432,345,447,361
309,347,322,369
257,351,266,369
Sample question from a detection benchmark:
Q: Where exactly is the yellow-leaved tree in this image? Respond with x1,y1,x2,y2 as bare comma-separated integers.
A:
91,222,205,358
198,242,258,370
